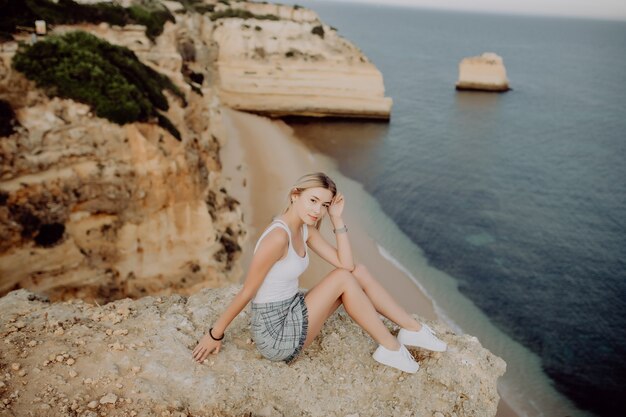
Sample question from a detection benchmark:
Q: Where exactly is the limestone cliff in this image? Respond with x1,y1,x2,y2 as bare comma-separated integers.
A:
456,52,510,92
211,2,393,119
0,12,245,303
0,285,506,417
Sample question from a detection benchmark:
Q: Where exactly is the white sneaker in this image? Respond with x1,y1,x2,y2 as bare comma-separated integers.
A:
397,324,447,352
372,344,419,373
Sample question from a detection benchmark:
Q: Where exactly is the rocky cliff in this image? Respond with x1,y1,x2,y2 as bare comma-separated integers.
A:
0,285,506,417
211,2,393,119
0,9,245,303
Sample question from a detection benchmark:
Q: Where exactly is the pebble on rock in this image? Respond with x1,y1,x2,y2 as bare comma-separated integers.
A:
100,393,117,404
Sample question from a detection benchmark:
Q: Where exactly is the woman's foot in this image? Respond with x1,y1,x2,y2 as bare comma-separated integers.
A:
397,324,447,352
372,344,419,373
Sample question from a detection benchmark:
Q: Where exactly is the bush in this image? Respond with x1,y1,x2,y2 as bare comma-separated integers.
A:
13,31,182,138
209,8,279,21
0,0,174,40
311,25,324,38
127,5,174,40
178,0,214,14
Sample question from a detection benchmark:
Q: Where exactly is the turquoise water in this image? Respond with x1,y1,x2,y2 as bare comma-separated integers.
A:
281,1,626,416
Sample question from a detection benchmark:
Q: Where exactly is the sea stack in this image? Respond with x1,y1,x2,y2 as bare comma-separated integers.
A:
456,52,510,92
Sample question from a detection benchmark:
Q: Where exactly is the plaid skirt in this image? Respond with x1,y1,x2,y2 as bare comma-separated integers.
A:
250,291,309,364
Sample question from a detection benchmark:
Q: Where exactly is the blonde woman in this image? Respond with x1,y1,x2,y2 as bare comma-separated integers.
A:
192,172,446,372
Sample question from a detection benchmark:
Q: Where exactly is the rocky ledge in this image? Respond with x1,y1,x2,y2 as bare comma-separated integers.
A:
0,285,506,417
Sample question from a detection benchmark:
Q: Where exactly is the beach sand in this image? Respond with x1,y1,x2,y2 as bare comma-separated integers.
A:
219,108,518,417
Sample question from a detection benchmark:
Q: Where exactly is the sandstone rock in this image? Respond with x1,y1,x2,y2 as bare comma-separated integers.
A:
0,14,245,304
0,286,505,416
456,52,510,92
99,393,117,405
212,3,392,119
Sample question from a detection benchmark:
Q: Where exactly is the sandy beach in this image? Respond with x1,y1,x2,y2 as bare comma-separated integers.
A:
218,108,518,417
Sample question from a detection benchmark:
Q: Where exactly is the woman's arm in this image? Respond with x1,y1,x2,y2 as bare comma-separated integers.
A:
306,192,355,271
192,228,288,363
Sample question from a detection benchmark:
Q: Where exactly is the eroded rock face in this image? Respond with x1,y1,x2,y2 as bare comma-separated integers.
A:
0,14,244,303
212,2,393,119
0,285,506,417
456,52,510,92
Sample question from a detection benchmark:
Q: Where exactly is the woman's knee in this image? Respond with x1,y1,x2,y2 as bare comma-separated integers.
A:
328,268,359,290
352,263,368,276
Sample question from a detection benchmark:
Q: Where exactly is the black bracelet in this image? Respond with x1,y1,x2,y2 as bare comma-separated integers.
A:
209,327,224,341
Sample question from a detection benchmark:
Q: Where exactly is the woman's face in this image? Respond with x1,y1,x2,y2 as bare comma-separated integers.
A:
293,187,334,225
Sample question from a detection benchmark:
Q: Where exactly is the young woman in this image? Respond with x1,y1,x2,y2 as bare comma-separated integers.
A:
192,172,446,373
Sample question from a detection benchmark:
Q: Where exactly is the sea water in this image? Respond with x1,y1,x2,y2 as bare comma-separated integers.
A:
280,1,626,416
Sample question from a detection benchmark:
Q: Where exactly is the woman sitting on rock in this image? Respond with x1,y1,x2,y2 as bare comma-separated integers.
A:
192,172,446,373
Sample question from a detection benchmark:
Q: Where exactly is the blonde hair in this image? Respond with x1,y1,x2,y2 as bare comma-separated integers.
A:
283,172,337,229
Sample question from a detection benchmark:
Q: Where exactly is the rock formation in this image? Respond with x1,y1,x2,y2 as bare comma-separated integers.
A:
456,52,510,92
211,2,393,119
0,12,245,303
0,285,506,417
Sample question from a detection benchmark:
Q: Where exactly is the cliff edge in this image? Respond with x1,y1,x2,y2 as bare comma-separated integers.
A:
0,285,506,417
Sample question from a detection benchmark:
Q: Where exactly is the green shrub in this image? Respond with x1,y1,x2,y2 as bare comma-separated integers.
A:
0,0,174,40
209,8,279,21
127,5,174,40
194,5,216,14
177,0,214,13
311,25,324,38
13,31,182,139
209,9,254,21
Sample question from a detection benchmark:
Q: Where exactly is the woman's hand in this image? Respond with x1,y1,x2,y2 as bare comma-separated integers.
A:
328,191,345,218
192,332,222,363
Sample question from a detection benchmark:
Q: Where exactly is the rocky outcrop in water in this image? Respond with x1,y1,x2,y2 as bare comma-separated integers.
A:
0,285,506,417
456,52,510,92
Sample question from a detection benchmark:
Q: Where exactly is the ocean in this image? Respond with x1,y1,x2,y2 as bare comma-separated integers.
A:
280,1,626,416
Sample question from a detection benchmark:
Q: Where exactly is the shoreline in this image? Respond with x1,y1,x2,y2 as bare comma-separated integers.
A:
219,107,519,417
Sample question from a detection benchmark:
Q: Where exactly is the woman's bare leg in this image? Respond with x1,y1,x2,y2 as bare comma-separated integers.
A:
303,269,401,350
351,264,422,331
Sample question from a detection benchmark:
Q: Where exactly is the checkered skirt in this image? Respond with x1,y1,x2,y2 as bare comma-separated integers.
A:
250,291,309,364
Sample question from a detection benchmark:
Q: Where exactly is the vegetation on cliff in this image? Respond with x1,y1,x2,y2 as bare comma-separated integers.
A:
12,30,183,139
209,8,280,21
0,0,174,40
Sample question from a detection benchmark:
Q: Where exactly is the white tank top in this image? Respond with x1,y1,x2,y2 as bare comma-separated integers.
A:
251,219,309,304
